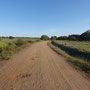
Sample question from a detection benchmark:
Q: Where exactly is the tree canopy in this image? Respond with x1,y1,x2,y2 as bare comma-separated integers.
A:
41,35,49,40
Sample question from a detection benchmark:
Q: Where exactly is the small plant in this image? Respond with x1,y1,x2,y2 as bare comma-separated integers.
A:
27,40,34,43
15,39,26,46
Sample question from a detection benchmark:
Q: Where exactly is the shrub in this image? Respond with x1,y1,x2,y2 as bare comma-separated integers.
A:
0,43,16,60
41,35,49,40
27,40,34,43
15,39,25,46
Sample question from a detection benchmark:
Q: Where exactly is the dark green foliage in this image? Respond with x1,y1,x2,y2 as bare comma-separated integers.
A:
9,36,14,39
80,30,90,41
57,36,68,40
41,35,49,40
56,30,90,41
68,35,80,41
51,36,57,40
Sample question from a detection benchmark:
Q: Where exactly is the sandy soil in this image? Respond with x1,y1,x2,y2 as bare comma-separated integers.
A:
0,41,90,90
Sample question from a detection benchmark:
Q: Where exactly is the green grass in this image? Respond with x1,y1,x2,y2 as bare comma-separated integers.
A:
54,40,90,52
48,42,90,73
52,40,90,61
0,41,9,47
0,38,40,60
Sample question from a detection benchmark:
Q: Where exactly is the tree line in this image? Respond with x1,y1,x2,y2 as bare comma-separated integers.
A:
41,30,90,41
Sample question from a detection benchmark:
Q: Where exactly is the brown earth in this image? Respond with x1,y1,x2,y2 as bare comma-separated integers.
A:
0,41,90,90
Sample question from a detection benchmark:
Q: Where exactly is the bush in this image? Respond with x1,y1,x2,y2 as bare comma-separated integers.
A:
27,40,34,43
15,39,25,46
0,43,16,60
41,35,49,40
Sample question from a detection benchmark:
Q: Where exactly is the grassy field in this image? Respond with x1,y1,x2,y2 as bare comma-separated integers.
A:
52,40,90,61
54,40,90,52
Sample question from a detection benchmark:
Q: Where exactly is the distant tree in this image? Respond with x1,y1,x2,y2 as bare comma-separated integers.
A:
9,36,14,39
68,35,80,41
51,36,57,40
57,36,68,40
41,35,49,40
80,30,90,41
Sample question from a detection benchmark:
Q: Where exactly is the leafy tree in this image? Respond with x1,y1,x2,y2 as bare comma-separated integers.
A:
57,36,68,40
41,35,49,40
51,36,57,40
68,35,80,41
80,30,90,41
9,36,14,39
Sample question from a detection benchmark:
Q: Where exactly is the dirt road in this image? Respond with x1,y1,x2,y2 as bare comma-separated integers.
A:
0,41,90,90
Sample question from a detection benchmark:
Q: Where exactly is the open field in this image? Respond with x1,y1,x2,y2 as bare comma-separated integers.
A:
54,40,90,52
0,41,90,90
52,40,90,61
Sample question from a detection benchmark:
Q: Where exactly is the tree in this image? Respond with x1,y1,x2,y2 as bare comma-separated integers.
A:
41,35,49,40
51,36,57,40
9,36,14,39
80,30,90,41
57,36,68,40
68,35,80,41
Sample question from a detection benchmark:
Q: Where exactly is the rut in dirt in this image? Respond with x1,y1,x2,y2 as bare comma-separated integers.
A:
0,41,90,90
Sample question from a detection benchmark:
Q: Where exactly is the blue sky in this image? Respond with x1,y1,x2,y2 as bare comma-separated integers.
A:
0,0,90,37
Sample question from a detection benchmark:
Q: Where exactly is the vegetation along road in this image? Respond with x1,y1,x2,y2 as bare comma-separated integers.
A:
0,41,90,90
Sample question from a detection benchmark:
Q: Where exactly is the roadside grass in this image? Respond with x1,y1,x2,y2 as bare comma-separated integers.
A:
0,42,16,60
0,38,40,60
0,41,9,47
48,42,90,73
54,40,90,52
52,40,90,62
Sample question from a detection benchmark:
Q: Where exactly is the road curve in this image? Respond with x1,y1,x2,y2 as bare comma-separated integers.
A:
0,41,90,90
